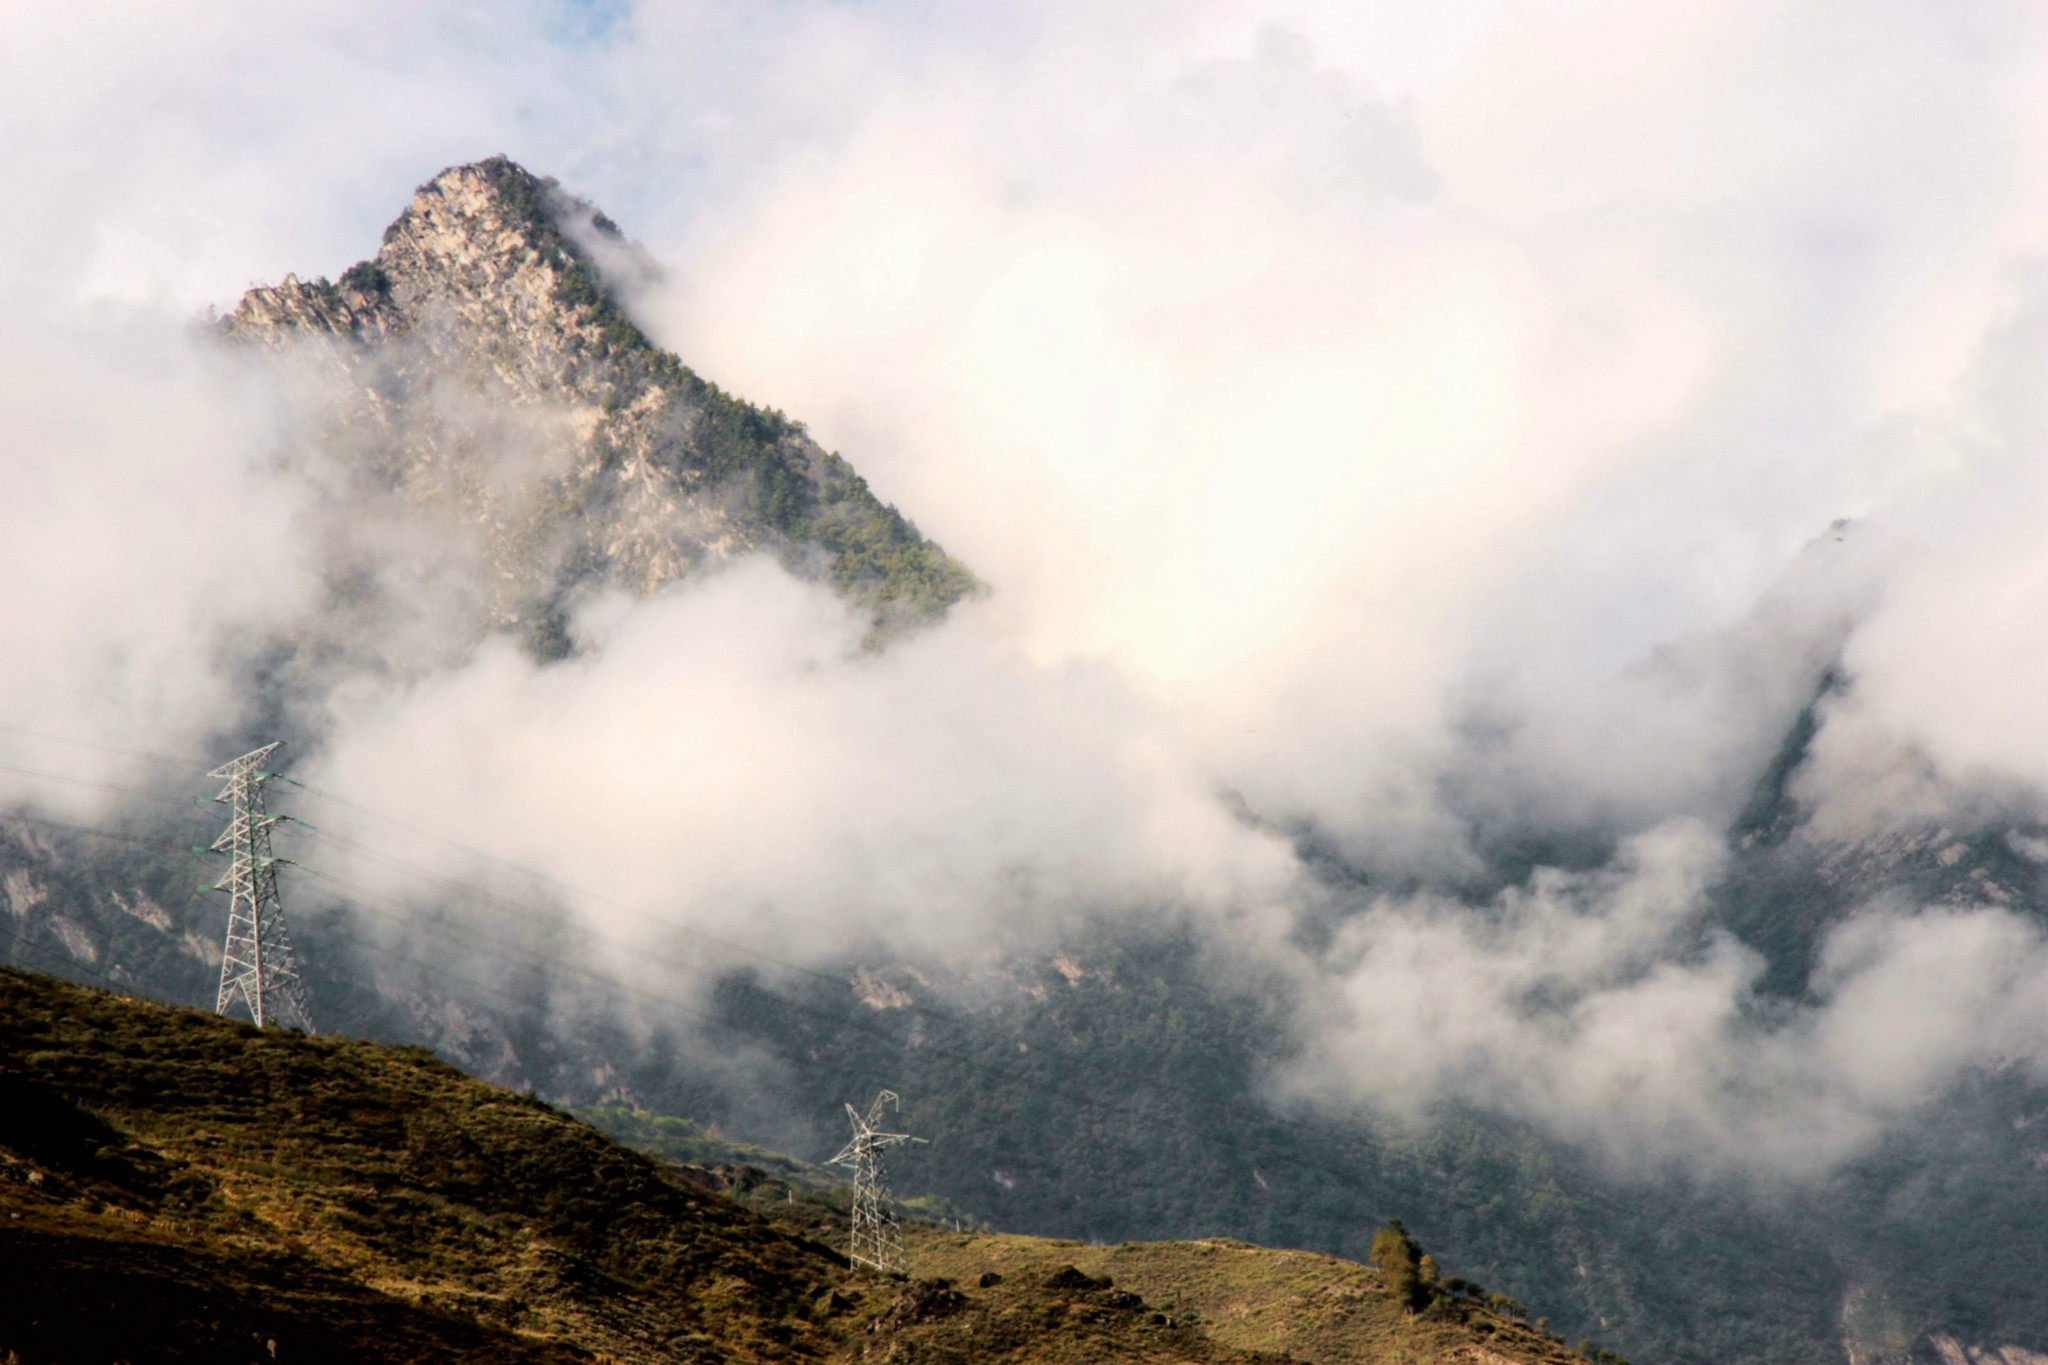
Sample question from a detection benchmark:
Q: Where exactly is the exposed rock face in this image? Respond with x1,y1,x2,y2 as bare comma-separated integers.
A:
224,156,976,651
1710,675,2048,1000
1931,1335,2048,1365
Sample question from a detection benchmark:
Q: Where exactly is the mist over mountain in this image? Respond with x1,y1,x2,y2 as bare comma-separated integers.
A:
223,156,975,648
2,152,2041,1365
1,6,2044,1365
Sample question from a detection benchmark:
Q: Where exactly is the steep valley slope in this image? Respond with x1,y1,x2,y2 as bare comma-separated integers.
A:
0,966,1577,1365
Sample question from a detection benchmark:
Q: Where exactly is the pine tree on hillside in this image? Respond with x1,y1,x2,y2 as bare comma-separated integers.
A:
1371,1220,1431,1312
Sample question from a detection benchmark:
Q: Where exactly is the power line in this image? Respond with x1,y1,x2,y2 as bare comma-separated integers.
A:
4,807,1495,1218
1,724,1139,1029
0,758,221,811
0,729,1771,1278
283,778,863,995
0,723,894,996
294,863,739,1038
0,721,215,773
273,836,1806,1286
0,793,823,1053
296,850,1450,1231
0,921,144,996
0,744,1515,1210
8,775,1347,1215
1,809,211,852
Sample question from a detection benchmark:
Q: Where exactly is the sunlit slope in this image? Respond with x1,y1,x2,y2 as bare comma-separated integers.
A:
910,1229,1581,1365
221,156,978,639
0,966,850,1362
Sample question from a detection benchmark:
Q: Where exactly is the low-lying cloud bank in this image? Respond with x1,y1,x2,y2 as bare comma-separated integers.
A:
0,0,2042,1178
1286,820,2048,1178
308,563,1304,961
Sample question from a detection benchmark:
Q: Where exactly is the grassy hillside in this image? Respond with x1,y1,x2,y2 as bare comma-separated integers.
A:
908,1232,1583,1365
0,967,1574,1365
0,967,847,1362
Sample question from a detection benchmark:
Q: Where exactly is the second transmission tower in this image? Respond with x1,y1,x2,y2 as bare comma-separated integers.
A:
202,741,315,1033
830,1090,920,1274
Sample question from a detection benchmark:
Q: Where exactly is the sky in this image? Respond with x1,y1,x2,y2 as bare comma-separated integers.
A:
0,0,2043,1178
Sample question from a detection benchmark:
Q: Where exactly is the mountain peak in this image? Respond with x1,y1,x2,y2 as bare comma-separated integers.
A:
217,160,976,637
375,156,588,309
226,155,624,361
406,152,548,217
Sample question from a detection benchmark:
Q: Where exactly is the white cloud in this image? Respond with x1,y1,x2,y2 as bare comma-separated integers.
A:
0,321,313,810
0,0,2040,1174
1287,821,2048,1175
1800,273,2048,826
303,563,1302,970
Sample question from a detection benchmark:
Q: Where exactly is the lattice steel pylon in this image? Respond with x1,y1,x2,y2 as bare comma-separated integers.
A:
829,1090,919,1274
201,742,315,1033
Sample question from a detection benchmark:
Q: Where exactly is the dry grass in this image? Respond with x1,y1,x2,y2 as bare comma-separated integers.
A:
907,1230,1582,1365
0,967,1580,1365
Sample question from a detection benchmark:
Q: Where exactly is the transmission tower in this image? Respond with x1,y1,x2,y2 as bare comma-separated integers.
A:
829,1090,921,1274
200,741,315,1033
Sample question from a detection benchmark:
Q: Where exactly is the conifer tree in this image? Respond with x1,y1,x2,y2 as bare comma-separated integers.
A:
1371,1220,1431,1311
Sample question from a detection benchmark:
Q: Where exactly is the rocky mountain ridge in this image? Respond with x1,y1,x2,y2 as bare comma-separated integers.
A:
224,155,977,650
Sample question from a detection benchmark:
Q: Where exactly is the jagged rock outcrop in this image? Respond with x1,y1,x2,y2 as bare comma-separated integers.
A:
225,155,976,649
